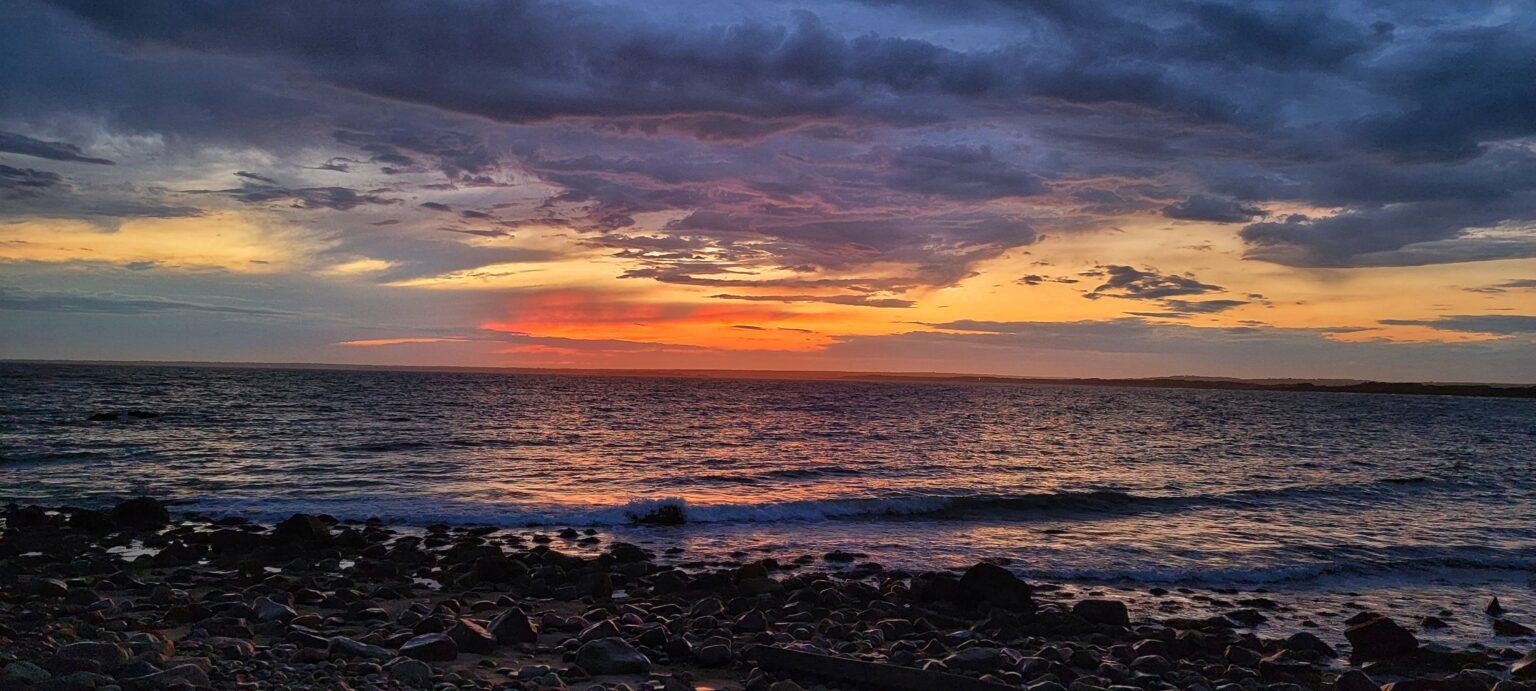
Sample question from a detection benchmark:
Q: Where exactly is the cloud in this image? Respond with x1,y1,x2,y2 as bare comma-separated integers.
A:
708,293,914,308
0,164,65,199
0,131,114,165
1380,315,1536,335
190,180,401,211
1162,195,1263,223
0,287,294,317
1088,265,1222,300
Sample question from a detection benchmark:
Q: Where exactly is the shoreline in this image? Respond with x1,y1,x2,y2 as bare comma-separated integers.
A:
2,499,1534,690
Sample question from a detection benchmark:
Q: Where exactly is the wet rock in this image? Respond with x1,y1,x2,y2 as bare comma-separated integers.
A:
4,661,51,683
575,637,651,675
252,596,296,622
696,644,733,668
328,636,394,660
1512,650,1536,679
400,633,458,662
958,562,1035,610
1420,616,1449,630
631,502,686,525
944,646,1003,673
1488,598,1505,616
1284,631,1336,657
1346,616,1419,661
447,618,496,654
490,607,538,644
56,641,128,669
111,497,171,530
1495,619,1536,637
271,513,332,545
128,664,210,689
1226,608,1267,626
388,658,433,684
1073,599,1131,627
87,412,120,421
1335,671,1378,691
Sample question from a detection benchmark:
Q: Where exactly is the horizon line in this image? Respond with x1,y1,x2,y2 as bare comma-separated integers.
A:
3,357,1534,390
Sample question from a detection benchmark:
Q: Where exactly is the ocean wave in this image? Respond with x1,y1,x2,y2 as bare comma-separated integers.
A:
1016,552,1536,586
180,476,1474,528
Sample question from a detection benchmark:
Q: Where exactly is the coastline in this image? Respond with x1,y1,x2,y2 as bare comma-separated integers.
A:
3,499,1533,690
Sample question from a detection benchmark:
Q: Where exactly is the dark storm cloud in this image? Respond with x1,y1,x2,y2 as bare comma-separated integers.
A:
10,0,1536,283
1380,315,1536,335
1162,195,1263,223
0,131,114,165
0,165,65,199
191,181,401,212
1467,279,1536,294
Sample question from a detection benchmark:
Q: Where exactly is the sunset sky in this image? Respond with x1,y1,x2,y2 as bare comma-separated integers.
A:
3,0,1535,381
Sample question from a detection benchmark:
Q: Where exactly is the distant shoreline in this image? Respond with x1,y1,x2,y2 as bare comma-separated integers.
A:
6,358,1536,399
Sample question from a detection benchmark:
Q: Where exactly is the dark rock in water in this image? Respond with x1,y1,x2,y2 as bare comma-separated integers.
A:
1284,631,1335,657
1420,616,1449,630
1494,619,1536,637
87,412,119,422
67,509,115,533
1513,649,1536,679
1346,616,1419,661
448,618,496,654
823,550,866,563
111,497,170,530
400,633,458,662
630,502,685,525
1335,669,1379,691
125,410,161,419
1073,599,1130,627
958,562,1035,610
1486,597,1504,615
489,607,537,644
271,513,332,545
1226,608,1267,626
576,637,651,675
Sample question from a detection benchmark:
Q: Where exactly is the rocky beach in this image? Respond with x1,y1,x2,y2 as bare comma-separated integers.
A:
2,499,1534,691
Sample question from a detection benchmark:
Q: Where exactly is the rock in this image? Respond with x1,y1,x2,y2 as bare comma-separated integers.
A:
252,596,296,622
1346,616,1419,661
1510,649,1536,679
769,682,804,691
958,562,1034,610
696,644,732,668
1073,599,1131,627
1335,669,1379,691
67,509,115,533
389,658,434,684
271,513,332,545
4,661,51,683
1284,631,1336,657
111,497,170,530
56,641,128,669
1226,608,1267,626
400,633,458,662
489,607,538,644
575,637,651,675
630,502,685,525
470,555,528,583
1496,619,1536,637
1420,616,1449,630
944,646,1002,672
328,636,394,660
1488,598,1505,615
823,550,866,563
88,412,120,421
579,619,621,642
447,618,496,654
124,664,210,689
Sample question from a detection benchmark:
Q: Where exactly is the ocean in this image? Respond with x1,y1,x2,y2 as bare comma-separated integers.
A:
3,362,1535,631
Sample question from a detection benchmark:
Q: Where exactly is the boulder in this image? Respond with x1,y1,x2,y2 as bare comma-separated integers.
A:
400,633,458,662
1335,669,1379,691
111,497,170,530
3,661,51,683
1346,616,1419,661
575,637,651,675
388,658,433,684
489,607,537,644
1073,599,1131,627
124,663,210,689
253,596,296,622
958,562,1034,610
327,636,393,660
271,514,332,545
1495,619,1536,637
1512,649,1536,679
56,641,128,669
447,618,496,655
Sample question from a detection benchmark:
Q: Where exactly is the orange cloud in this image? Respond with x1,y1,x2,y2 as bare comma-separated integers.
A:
480,290,837,351
336,337,469,347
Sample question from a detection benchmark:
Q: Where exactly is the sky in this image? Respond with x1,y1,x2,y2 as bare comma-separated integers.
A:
2,0,1535,382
